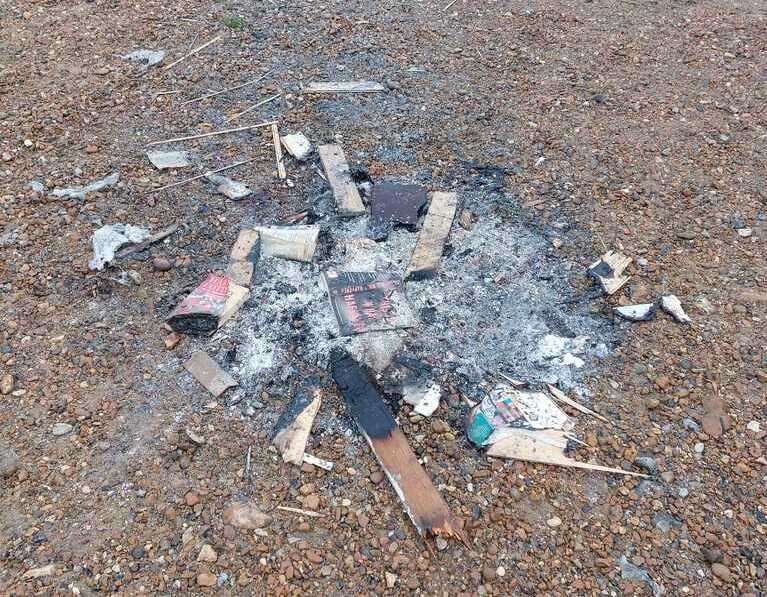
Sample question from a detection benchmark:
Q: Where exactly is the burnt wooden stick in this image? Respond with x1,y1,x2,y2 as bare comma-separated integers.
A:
330,350,466,543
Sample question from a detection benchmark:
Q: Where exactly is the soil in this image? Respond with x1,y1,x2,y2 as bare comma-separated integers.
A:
1,0,766,595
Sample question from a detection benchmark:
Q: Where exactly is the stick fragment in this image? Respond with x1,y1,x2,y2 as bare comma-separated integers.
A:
147,122,276,146
163,35,221,71
150,158,258,193
271,124,286,179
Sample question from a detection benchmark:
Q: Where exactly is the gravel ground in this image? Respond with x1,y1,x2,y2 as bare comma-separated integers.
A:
1,0,766,595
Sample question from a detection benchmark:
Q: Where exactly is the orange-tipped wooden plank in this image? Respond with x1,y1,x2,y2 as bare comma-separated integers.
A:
331,350,465,543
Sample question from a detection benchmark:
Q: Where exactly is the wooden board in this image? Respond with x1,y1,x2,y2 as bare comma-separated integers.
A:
331,350,465,543
318,145,365,216
218,282,249,328
230,229,260,262
184,351,237,397
227,261,254,287
304,81,385,94
486,430,644,477
404,192,458,280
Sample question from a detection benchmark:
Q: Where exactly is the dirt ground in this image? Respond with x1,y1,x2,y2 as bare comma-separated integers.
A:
1,0,766,594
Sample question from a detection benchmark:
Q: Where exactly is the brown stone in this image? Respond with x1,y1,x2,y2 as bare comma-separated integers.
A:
711,563,731,582
185,491,201,507
222,501,271,529
303,494,320,510
197,572,216,587
701,414,723,438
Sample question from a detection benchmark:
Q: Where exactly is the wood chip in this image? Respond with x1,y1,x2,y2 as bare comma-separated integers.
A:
272,382,322,465
303,453,334,471
184,351,237,397
588,250,632,295
276,506,325,518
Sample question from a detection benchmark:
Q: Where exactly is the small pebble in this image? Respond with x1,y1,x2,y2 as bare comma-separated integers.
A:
546,516,562,528
153,257,172,272
746,420,760,433
435,537,448,551
52,423,73,436
694,442,705,454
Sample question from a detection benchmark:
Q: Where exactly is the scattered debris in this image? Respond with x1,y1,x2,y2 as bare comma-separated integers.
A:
615,303,656,322
660,294,691,324
22,563,61,580
323,271,416,336
182,70,273,105
331,350,466,542
281,132,313,161
162,35,221,71
147,123,275,147
470,384,639,475
226,93,282,123
146,150,191,169
52,172,119,200
258,225,319,262
404,191,458,280
88,224,150,270
402,380,441,417
167,274,229,334
303,81,386,93
272,379,322,465
736,227,753,238
276,506,324,518
618,555,665,596
116,224,179,259
588,250,632,295
467,384,573,447
746,420,760,433
206,174,252,199
184,351,237,397
121,49,165,67
318,144,365,216
151,157,259,193
367,183,428,241
547,384,611,425
303,453,334,470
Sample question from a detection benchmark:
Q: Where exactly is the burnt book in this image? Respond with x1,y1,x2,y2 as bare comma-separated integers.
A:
322,271,416,336
166,273,229,334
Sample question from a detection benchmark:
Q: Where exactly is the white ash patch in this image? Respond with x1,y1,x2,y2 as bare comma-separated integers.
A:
228,190,614,415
